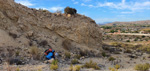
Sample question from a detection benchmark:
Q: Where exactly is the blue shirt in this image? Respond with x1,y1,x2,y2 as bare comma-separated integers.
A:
46,52,53,59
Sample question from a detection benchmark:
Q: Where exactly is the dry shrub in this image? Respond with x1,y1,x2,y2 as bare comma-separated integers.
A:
83,60,100,70
70,64,81,71
134,63,150,71
73,65,81,71
51,60,58,65
137,45,150,53
71,59,79,64
109,67,117,71
15,51,20,56
50,60,58,70
50,64,58,70
114,64,120,69
111,42,121,47
65,52,71,59
70,64,73,71
75,54,81,59
16,67,20,71
79,50,88,56
109,57,116,61
30,46,41,60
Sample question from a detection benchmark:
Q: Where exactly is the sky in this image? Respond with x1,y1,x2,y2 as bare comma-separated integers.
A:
15,0,150,24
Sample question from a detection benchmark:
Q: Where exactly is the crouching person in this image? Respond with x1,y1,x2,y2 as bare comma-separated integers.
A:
44,49,55,63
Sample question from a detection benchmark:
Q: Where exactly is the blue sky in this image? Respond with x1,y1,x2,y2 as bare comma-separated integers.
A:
15,0,150,23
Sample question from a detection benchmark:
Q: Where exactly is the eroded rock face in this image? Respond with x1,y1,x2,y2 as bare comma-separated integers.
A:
0,0,102,58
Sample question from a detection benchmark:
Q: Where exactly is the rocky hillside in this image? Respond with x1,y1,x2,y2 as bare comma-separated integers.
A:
105,20,150,26
0,0,102,62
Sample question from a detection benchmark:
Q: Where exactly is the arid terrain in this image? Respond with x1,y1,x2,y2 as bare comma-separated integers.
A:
0,0,150,71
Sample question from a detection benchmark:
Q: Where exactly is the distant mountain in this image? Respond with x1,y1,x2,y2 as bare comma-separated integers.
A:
97,22,113,25
105,20,150,26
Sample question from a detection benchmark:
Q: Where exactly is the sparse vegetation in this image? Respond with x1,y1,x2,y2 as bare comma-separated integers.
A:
114,64,120,69
83,60,100,70
51,60,58,65
71,59,79,64
30,46,39,55
102,52,106,57
65,52,71,59
109,64,120,71
70,64,81,71
109,67,118,71
70,64,73,71
50,64,58,70
134,63,150,71
75,54,81,59
15,51,20,56
30,46,41,60
73,65,81,71
109,57,116,61
50,60,58,70
16,67,20,71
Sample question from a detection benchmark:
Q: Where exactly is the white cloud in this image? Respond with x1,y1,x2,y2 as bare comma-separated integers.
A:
15,0,34,6
74,2,79,4
81,3,86,6
48,7,64,12
121,11,134,14
81,0,150,13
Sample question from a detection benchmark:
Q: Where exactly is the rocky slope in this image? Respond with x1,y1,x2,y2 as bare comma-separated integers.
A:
0,0,102,63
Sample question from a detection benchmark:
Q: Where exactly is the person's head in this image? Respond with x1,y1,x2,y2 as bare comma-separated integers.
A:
49,49,52,52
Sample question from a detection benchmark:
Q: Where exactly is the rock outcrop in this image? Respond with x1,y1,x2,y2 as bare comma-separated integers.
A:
0,0,102,60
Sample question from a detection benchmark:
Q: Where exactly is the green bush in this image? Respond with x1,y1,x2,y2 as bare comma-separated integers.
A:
134,63,150,71
64,7,77,15
71,59,79,64
83,60,100,70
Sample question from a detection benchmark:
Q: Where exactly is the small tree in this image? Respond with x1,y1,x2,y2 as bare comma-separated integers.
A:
64,7,77,15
